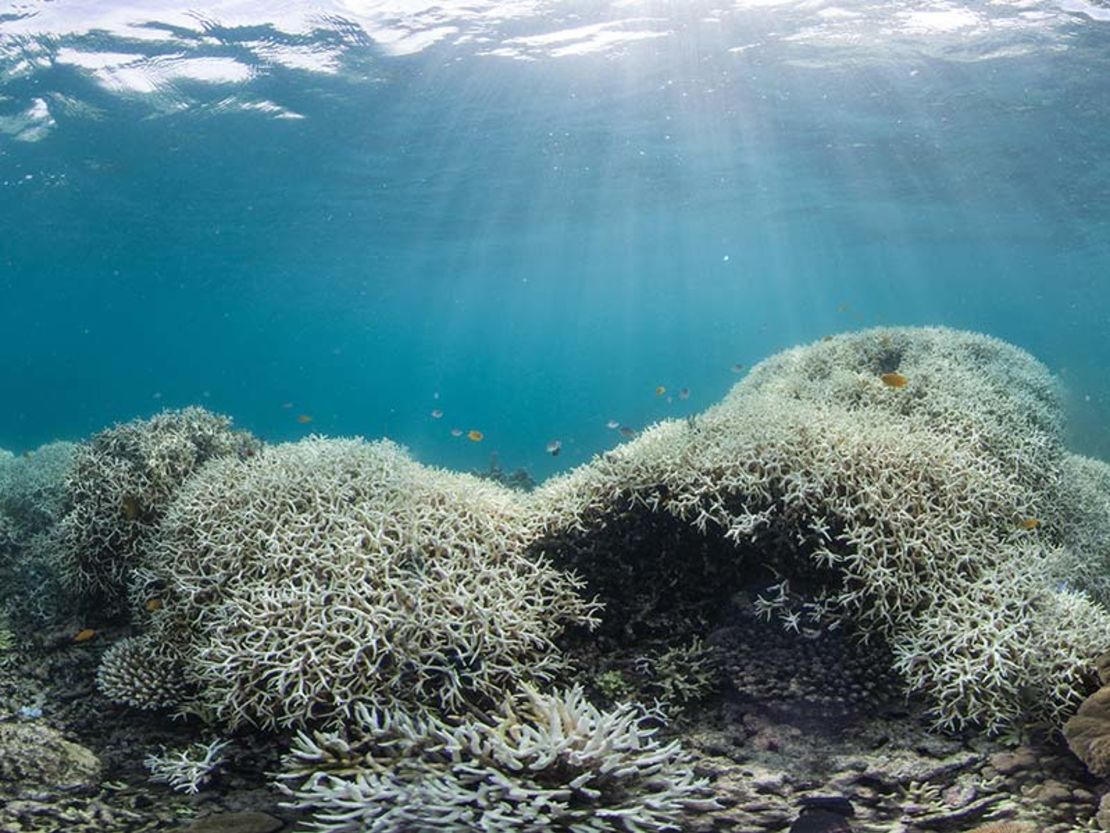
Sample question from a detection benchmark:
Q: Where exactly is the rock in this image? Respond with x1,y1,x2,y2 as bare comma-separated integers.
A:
1065,686,1110,776
789,808,853,833
0,722,101,796
798,796,855,817
178,811,285,833
987,747,1036,776
1029,779,1072,806
1096,792,1110,831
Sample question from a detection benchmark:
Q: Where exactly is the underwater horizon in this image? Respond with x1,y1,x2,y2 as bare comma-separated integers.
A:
1,0,1109,478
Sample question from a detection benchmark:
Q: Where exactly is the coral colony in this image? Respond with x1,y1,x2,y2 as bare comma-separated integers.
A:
4,327,1110,831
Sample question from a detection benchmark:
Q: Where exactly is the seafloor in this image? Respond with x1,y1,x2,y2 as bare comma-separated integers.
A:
0,619,1104,833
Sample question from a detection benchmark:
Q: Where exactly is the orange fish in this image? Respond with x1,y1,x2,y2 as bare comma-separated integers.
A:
296,414,314,424
880,372,908,388
74,628,97,643
1018,518,1041,530
145,598,163,612
467,430,484,442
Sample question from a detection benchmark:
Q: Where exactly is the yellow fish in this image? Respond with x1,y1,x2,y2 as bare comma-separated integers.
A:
1018,518,1041,530
296,414,314,425
655,385,666,396
467,430,484,442
73,628,97,643
145,598,163,612
880,372,908,388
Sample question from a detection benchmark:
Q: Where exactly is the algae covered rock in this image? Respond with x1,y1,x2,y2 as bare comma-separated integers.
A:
0,722,101,796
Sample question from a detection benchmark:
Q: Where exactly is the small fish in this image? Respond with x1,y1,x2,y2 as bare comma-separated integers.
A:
281,402,294,409
655,385,666,396
145,598,163,613
296,414,314,424
467,430,484,442
546,439,562,456
618,426,636,438
678,387,690,400
73,628,97,643
450,428,463,438
121,496,141,521
1018,518,1041,530
606,420,620,430
880,372,908,388
430,409,443,419
730,364,744,374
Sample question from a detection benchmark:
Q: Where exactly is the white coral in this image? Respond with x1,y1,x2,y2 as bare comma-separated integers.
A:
104,437,600,730
278,685,718,833
145,738,230,794
526,327,1110,732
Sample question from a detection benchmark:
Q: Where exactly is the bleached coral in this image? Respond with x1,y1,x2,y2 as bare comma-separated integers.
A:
144,738,230,794
96,634,190,711
277,684,718,833
0,441,75,546
527,327,1110,732
0,442,77,627
102,437,599,730
50,407,257,608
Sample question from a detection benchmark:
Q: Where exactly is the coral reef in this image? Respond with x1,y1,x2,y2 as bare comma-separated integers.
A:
277,684,718,833
50,407,258,610
527,327,1110,732
100,437,599,730
145,738,231,794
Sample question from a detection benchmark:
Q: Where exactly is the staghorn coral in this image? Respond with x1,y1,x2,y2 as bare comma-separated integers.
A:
144,738,230,794
277,684,718,833
526,327,1110,732
49,407,258,609
0,441,75,547
90,328,1110,735
0,442,77,627
101,437,599,730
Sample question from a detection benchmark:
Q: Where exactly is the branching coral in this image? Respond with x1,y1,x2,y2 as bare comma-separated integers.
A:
0,441,75,547
526,327,1110,732
277,684,718,833
145,738,230,794
100,437,599,730
0,442,77,627
49,407,257,609
96,634,191,711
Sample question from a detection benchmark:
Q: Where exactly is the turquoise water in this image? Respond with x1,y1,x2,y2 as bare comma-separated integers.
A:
2,1,1109,478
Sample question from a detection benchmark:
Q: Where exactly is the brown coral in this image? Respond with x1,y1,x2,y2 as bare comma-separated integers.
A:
1064,684,1110,776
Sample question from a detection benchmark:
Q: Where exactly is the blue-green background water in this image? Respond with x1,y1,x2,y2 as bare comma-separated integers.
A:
2,0,1109,479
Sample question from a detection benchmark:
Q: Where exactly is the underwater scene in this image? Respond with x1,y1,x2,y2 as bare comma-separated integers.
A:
3,1,1110,832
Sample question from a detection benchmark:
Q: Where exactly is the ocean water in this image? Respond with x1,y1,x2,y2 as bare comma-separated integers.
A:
2,0,1109,478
